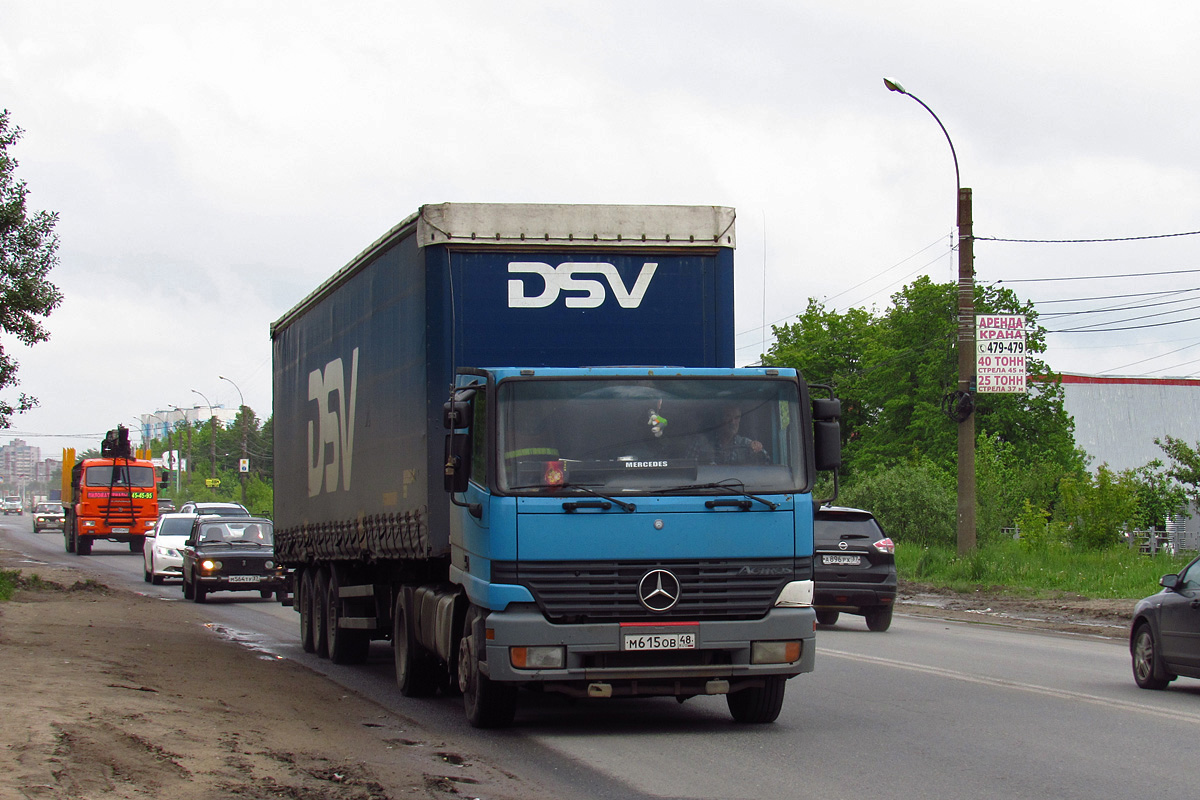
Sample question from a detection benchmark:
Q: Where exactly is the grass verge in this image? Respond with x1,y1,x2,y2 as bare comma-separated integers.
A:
896,538,1194,598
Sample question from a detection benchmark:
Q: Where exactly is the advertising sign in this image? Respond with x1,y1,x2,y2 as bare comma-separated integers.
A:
976,315,1026,393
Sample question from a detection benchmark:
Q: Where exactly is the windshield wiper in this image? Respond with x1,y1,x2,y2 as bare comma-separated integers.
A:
655,480,778,511
509,481,636,513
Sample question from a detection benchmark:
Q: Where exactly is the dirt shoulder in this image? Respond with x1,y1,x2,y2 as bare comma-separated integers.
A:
0,550,1138,800
0,549,555,800
897,581,1136,639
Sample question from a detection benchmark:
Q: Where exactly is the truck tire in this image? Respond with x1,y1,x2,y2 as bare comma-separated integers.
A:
65,529,74,553
313,568,331,658
727,676,786,724
815,609,839,626
326,568,370,665
393,591,437,697
458,605,517,728
299,569,315,653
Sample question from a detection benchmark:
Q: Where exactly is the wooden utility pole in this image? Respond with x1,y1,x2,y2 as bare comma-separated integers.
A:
957,188,976,554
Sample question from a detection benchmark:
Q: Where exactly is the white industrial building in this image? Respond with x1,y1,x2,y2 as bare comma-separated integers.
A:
1059,373,1200,551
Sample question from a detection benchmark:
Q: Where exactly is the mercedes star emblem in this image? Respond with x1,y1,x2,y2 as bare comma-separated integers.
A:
638,569,681,612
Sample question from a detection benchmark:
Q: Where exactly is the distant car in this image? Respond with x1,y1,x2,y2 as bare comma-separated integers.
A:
812,506,897,632
177,501,249,517
32,502,65,533
1130,554,1200,690
181,515,285,603
3,496,22,515
143,512,197,585
157,499,177,515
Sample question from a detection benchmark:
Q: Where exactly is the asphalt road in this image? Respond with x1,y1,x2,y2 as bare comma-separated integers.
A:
4,517,1196,800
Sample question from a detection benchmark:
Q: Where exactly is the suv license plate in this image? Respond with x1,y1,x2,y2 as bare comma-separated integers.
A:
228,575,260,583
623,632,697,651
823,554,862,566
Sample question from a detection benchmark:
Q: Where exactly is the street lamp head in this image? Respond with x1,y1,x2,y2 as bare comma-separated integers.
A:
883,77,907,95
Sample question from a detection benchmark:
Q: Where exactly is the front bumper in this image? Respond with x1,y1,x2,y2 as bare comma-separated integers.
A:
481,604,816,695
34,518,64,530
195,574,286,592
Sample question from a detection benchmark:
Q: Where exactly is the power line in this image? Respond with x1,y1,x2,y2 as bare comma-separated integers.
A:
998,267,1200,284
979,229,1200,244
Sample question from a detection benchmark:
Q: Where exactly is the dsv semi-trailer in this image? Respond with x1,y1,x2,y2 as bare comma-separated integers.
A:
271,203,841,727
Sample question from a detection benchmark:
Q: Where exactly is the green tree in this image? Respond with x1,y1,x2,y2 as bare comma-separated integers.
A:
766,276,1080,480
1128,459,1187,529
1055,465,1139,550
838,458,956,548
1156,435,1200,505
0,110,62,428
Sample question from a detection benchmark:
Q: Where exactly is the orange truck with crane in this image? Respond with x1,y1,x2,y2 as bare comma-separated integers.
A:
62,425,161,555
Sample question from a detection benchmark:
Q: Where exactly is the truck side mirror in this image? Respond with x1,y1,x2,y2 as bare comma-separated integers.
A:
811,392,842,472
814,421,842,471
813,397,841,421
444,432,473,493
443,389,476,429
159,471,169,488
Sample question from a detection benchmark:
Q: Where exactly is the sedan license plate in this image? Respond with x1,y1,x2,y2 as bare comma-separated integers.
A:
822,554,862,566
227,575,260,583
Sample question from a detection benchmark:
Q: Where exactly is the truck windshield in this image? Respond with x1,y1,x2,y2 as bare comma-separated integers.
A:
84,465,157,487
497,377,806,494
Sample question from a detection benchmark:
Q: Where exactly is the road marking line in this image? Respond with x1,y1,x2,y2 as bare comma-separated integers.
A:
821,647,1200,724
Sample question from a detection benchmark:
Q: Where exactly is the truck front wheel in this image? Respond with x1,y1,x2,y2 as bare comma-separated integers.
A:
727,676,786,724
458,605,517,728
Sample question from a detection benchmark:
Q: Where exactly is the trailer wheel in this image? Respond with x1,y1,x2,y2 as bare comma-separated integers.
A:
313,568,330,658
326,568,369,665
726,676,786,724
393,591,437,697
459,605,517,728
299,569,315,652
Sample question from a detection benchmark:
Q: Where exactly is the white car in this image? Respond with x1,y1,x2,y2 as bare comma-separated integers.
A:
143,512,197,584
3,496,21,515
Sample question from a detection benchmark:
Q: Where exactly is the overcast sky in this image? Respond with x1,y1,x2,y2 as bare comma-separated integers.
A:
4,1,1200,459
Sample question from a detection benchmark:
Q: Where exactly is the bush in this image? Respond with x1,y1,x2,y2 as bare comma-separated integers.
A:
839,459,956,548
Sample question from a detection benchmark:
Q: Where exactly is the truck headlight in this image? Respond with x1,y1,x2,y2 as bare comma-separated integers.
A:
774,579,814,607
83,520,97,527
751,641,802,664
510,646,565,669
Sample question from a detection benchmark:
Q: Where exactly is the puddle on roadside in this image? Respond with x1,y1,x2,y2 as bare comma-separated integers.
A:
204,622,287,661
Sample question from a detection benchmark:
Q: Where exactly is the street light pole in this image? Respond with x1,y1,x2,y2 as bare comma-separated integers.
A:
169,404,190,492
884,77,977,554
192,389,218,483
219,375,248,506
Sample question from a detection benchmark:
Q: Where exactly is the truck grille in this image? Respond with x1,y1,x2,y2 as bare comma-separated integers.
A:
491,558,810,623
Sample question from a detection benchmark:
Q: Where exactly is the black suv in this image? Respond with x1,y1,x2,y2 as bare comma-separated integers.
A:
181,516,285,603
813,506,897,631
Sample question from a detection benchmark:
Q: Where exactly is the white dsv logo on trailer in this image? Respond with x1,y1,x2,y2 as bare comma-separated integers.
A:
507,262,658,309
308,348,358,497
